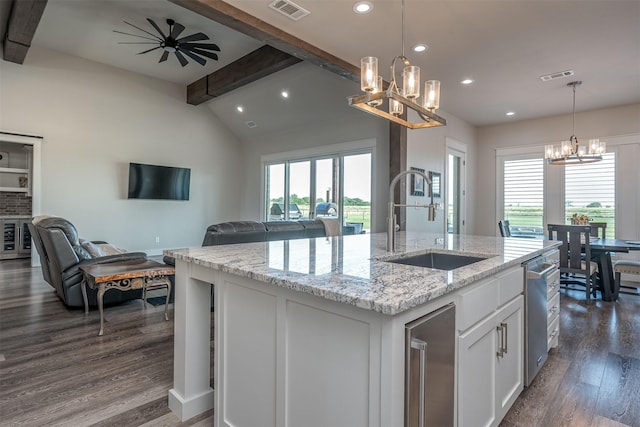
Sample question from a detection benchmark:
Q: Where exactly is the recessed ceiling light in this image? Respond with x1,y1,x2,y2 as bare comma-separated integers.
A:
506,111,515,116
412,44,428,53
236,106,244,113
353,1,372,14
281,91,289,98
460,79,474,85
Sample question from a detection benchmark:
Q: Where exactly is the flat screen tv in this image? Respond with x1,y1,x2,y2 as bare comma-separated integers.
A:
127,162,191,200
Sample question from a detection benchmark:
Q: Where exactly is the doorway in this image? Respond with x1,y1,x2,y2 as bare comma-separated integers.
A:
446,139,466,235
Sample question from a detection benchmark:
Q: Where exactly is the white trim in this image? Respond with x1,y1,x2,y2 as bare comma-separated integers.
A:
261,138,376,163
445,138,467,235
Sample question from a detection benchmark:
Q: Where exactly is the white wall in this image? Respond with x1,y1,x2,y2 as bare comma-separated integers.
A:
474,103,640,237
238,113,390,232
406,110,478,234
0,47,243,255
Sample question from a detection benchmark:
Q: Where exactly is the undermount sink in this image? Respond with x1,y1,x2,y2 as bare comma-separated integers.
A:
385,252,488,271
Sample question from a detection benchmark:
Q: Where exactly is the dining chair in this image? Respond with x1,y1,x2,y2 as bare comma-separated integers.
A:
498,220,511,237
588,222,607,240
547,224,599,299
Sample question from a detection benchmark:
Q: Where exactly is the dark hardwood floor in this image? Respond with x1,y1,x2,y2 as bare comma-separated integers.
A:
1,258,638,426
0,259,213,426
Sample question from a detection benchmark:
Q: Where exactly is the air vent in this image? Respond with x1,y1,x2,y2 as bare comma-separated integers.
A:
540,69,575,82
269,0,310,20
246,121,257,129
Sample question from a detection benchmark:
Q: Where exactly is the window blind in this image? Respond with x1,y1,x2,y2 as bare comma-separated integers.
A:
504,158,544,235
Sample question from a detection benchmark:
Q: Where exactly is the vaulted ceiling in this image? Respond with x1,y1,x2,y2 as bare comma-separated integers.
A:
3,0,639,138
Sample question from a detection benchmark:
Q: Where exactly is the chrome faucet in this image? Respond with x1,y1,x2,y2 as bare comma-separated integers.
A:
387,169,437,252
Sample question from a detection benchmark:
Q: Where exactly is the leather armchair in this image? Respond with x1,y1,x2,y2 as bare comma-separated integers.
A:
29,216,147,308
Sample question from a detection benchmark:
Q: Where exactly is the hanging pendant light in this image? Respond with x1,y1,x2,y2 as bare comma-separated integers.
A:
347,0,446,130
545,81,606,165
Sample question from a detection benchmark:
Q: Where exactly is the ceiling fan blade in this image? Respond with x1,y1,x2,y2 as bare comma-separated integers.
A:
174,50,189,67
181,42,220,52
122,21,162,41
113,30,160,42
178,47,206,66
138,46,162,55
176,32,209,43
117,42,158,45
159,51,170,63
146,18,166,39
169,22,186,40
182,46,218,61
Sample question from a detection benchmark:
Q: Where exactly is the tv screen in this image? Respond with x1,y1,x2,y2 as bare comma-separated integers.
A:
127,162,191,200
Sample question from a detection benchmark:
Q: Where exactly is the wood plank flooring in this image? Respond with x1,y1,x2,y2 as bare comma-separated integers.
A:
0,259,213,426
1,259,639,426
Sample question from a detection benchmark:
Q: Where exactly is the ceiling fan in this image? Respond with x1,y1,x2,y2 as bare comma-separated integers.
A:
114,18,221,67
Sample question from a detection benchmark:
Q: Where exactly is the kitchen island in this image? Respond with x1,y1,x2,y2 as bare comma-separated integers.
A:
165,232,560,425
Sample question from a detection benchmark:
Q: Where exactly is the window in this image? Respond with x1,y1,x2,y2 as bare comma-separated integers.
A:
502,157,545,237
564,152,615,237
264,151,372,233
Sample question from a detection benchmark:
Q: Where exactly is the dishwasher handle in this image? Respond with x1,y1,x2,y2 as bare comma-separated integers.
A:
527,263,557,280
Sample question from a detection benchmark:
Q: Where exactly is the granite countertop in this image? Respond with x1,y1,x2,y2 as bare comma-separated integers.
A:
165,232,561,315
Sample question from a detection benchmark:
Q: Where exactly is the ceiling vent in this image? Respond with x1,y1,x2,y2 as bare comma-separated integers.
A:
269,0,310,20
246,121,257,129
540,69,575,82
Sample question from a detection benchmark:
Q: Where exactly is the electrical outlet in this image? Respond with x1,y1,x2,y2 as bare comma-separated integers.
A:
155,236,160,244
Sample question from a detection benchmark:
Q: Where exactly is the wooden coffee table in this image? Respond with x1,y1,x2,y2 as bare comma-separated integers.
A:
80,259,175,336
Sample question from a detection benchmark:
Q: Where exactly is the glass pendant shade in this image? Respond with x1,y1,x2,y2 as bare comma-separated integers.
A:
402,66,420,99
424,80,440,110
360,57,378,92
367,75,384,107
589,139,606,154
390,98,403,116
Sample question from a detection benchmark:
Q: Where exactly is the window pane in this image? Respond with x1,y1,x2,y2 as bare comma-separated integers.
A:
315,158,338,218
504,158,544,237
267,163,285,220
288,161,310,220
565,152,615,237
343,153,371,233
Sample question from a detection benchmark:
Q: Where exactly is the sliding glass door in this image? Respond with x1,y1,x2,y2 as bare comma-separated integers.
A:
264,151,372,233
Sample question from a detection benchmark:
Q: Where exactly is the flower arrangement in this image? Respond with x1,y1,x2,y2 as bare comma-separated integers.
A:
571,213,590,225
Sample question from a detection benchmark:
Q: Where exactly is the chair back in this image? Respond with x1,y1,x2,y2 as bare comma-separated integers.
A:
547,223,592,274
588,222,607,239
498,220,511,237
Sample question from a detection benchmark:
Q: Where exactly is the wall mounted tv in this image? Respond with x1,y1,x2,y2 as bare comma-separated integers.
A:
127,162,191,200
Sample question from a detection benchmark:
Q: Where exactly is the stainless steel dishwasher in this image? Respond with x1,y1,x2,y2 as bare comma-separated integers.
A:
523,252,558,386
405,303,455,427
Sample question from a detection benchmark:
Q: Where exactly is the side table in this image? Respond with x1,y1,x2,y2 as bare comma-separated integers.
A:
80,259,175,336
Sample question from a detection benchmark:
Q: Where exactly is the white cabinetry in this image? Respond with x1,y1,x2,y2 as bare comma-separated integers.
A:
457,266,524,427
546,267,561,349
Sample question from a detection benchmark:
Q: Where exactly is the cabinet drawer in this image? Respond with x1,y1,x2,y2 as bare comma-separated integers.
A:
547,315,560,350
499,267,524,306
458,277,500,331
547,292,560,324
546,269,560,300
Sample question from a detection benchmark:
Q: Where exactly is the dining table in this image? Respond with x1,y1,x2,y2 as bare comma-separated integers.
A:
589,239,640,301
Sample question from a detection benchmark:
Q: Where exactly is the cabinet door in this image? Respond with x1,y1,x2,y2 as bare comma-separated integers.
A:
458,310,498,427
2,221,18,255
19,220,32,253
495,296,524,421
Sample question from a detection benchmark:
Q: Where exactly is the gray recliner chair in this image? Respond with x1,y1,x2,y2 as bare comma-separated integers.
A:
29,216,147,308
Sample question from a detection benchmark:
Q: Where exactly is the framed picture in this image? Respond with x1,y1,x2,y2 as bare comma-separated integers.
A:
410,167,425,196
429,171,441,198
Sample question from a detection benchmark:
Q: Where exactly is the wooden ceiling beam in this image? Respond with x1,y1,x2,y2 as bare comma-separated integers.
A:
2,0,48,64
170,0,359,83
187,45,301,105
